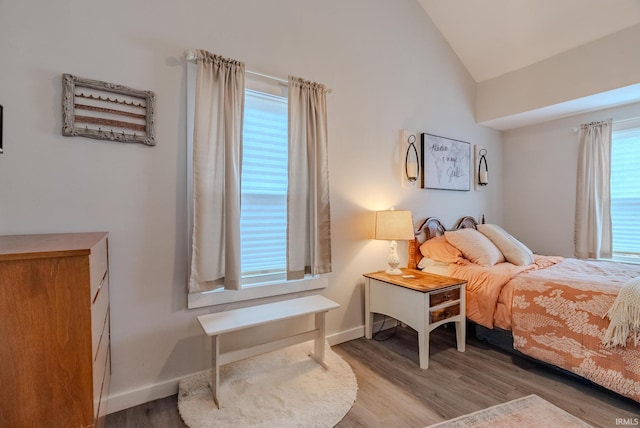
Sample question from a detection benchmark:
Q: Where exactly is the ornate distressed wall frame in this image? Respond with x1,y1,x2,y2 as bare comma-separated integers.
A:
62,74,156,146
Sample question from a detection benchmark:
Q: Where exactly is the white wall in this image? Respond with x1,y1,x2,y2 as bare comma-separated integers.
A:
477,24,640,124
0,0,501,411
503,102,640,257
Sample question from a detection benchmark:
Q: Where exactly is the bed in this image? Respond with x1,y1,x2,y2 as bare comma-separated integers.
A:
408,216,640,403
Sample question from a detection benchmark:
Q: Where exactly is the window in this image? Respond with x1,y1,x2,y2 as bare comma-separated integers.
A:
186,65,326,308
611,124,640,262
240,89,288,283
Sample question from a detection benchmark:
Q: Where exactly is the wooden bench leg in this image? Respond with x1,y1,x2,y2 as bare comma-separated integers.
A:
310,311,328,369
211,335,220,408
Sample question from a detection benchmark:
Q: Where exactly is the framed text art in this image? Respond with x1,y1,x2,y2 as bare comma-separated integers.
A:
62,74,156,146
420,133,470,191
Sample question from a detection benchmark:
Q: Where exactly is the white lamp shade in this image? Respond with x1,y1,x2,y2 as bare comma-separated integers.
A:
374,210,415,241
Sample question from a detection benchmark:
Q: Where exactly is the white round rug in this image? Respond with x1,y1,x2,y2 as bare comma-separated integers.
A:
178,341,357,428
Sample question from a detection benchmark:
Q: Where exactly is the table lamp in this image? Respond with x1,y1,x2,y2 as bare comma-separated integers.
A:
374,210,415,274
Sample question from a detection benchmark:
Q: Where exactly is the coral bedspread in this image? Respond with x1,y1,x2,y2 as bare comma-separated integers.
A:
447,256,560,330
447,257,640,402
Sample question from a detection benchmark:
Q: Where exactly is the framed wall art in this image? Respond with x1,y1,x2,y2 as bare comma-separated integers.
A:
62,74,156,146
420,133,470,191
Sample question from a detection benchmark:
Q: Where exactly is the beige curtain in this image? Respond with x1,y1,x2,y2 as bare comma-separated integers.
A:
189,50,245,292
287,76,332,280
575,119,612,259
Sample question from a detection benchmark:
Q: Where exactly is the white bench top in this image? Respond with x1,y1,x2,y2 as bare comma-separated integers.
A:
197,295,340,336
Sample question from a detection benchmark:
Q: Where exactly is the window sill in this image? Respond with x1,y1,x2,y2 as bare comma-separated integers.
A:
187,275,328,309
592,255,640,265
611,255,640,265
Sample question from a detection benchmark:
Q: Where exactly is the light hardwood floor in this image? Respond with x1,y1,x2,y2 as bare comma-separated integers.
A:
106,326,640,427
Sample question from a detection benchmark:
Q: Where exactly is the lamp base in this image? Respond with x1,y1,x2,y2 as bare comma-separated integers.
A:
385,240,403,275
385,267,403,275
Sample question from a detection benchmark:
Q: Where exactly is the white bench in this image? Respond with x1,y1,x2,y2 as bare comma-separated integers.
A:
197,295,340,408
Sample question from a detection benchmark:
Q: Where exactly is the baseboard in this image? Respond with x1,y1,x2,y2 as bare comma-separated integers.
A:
326,325,362,346
107,372,190,414
107,322,395,414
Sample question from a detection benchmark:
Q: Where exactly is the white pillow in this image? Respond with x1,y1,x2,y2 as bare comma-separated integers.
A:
418,257,451,270
444,228,505,267
418,258,452,276
477,224,534,266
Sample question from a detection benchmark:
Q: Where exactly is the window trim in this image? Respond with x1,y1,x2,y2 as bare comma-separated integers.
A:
186,62,326,309
611,254,640,265
187,275,327,308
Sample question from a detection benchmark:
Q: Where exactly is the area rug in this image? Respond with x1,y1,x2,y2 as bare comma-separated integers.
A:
427,394,592,428
178,341,357,428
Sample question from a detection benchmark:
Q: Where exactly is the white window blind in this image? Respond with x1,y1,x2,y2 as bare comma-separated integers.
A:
611,126,640,260
240,89,288,280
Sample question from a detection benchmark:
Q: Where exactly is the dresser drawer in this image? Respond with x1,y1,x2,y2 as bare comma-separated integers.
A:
430,287,460,307
92,273,109,358
90,236,108,301
93,316,110,417
430,303,460,323
96,346,111,428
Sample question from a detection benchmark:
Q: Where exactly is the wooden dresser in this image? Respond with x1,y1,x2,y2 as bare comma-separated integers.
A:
0,232,110,428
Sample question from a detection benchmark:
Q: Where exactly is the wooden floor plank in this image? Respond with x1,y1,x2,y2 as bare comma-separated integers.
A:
106,326,640,427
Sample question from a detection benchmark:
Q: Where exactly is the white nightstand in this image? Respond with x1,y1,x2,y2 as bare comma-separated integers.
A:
364,268,466,369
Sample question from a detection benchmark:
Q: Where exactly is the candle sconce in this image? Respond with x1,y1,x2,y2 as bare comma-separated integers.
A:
477,148,488,186
405,134,419,183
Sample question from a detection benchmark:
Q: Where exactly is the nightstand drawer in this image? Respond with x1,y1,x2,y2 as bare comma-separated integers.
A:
430,287,460,307
430,303,460,323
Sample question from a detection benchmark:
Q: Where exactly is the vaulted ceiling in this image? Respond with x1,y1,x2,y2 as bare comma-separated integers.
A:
418,0,640,83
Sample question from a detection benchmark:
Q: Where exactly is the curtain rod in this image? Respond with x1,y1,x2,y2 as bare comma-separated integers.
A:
572,116,639,132
613,117,640,125
184,50,287,85
183,50,331,93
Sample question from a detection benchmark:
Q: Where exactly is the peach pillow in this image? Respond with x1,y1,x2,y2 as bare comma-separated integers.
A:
444,228,505,267
419,236,463,263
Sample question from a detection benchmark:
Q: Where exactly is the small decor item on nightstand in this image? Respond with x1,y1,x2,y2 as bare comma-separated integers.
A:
62,74,156,146
374,209,415,274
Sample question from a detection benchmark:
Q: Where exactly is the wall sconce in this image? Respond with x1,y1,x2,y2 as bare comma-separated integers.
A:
405,134,419,182
477,148,488,186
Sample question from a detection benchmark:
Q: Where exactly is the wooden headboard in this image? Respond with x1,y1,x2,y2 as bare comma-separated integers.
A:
408,216,480,269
